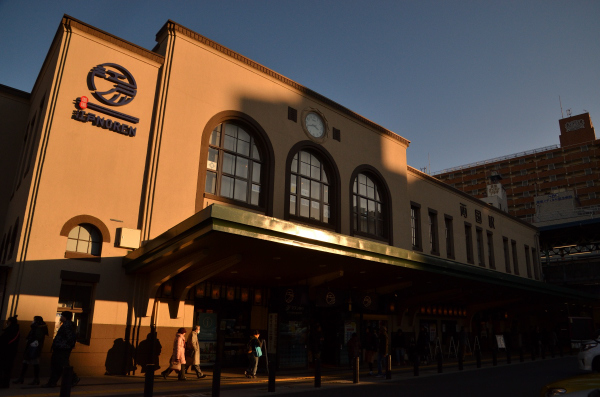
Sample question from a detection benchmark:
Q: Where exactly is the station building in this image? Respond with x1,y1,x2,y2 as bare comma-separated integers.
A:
0,15,595,375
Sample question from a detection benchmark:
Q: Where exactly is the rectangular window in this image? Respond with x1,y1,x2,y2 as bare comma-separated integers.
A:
475,210,482,224
520,170,527,176
519,158,526,164
487,231,495,270
523,191,530,197
511,240,520,275
503,237,511,273
428,209,439,255
524,245,532,278
448,173,454,179
521,180,529,186
471,179,477,185
549,175,557,182
548,164,555,170
411,203,422,251
444,215,454,259
531,247,540,280
460,203,467,218
587,180,594,187
583,157,591,163
546,152,554,159
585,168,593,175
581,145,589,152
476,228,485,267
590,193,597,199
465,223,474,264
470,169,477,175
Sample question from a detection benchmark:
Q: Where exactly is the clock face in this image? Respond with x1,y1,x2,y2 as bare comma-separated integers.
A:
305,112,325,138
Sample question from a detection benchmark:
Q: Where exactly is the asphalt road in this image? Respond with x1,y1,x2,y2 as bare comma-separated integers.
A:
264,356,587,397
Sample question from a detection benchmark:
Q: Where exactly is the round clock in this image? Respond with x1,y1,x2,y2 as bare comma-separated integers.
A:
305,112,325,138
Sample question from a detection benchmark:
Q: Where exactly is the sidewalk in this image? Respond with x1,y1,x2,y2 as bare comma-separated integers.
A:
0,352,571,397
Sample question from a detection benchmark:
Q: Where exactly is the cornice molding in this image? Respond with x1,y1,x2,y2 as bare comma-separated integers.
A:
156,20,410,147
407,166,537,230
62,15,165,64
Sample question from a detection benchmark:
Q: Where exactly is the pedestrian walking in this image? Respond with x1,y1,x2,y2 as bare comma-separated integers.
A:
42,312,79,388
376,327,388,377
0,316,20,388
13,316,48,385
185,325,206,378
245,330,261,378
161,328,187,381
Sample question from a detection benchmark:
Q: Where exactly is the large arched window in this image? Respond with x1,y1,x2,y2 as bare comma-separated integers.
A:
66,224,102,256
352,173,384,238
289,150,331,224
205,122,263,206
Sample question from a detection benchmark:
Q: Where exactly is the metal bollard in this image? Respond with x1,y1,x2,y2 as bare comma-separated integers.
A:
476,349,482,368
211,361,221,397
144,364,155,397
60,366,73,397
314,358,321,388
353,357,359,384
506,348,511,364
413,358,419,376
437,352,443,373
268,360,276,392
458,351,463,371
386,355,392,380
491,349,497,366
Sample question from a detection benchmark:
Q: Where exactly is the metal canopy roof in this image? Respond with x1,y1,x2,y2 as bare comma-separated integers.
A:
124,205,597,312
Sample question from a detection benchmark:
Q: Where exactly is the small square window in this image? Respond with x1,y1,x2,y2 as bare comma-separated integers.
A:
520,170,527,176
548,164,555,170
471,179,477,185
519,158,526,164
470,169,477,175
549,175,557,182
589,192,597,199
523,191,530,197
583,157,591,163
546,152,554,159
581,145,589,152
587,180,594,187
521,180,529,186
585,168,593,175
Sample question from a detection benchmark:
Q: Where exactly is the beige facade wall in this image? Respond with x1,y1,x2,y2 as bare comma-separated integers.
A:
407,168,540,278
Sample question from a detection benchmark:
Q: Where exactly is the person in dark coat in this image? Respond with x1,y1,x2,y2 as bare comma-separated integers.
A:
42,311,79,388
245,330,261,378
0,316,20,388
347,332,361,368
13,316,48,385
376,327,389,377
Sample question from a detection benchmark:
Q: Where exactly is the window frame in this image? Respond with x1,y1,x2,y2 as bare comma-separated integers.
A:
464,222,474,264
411,202,422,251
428,209,439,255
350,167,391,243
487,231,495,270
204,122,265,209
444,215,455,260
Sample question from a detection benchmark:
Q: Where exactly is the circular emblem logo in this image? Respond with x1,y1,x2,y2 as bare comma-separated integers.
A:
326,292,336,306
88,63,137,107
362,295,372,308
285,289,295,304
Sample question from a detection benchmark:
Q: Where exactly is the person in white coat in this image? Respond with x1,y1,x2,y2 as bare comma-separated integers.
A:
185,326,205,378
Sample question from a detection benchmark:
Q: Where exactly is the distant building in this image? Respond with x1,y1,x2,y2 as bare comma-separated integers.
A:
434,112,600,223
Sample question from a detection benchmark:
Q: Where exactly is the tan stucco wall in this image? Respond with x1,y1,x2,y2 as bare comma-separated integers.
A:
407,168,540,278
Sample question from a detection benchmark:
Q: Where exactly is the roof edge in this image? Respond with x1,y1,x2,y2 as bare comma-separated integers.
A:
63,15,165,64
156,20,410,147
407,166,538,230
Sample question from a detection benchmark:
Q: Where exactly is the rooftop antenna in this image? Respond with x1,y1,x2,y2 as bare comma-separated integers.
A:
559,96,564,118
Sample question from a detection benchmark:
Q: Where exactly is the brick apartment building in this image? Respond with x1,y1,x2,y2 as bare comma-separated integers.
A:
434,112,600,223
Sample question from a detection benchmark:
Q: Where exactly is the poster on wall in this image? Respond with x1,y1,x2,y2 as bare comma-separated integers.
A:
197,313,217,364
344,321,357,344
496,335,506,349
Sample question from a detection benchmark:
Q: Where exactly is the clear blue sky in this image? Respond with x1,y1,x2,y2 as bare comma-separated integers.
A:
1,1,598,173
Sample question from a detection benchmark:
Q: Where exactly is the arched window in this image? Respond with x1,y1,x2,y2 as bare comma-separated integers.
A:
205,122,263,206
66,224,102,256
352,173,385,238
289,150,331,224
